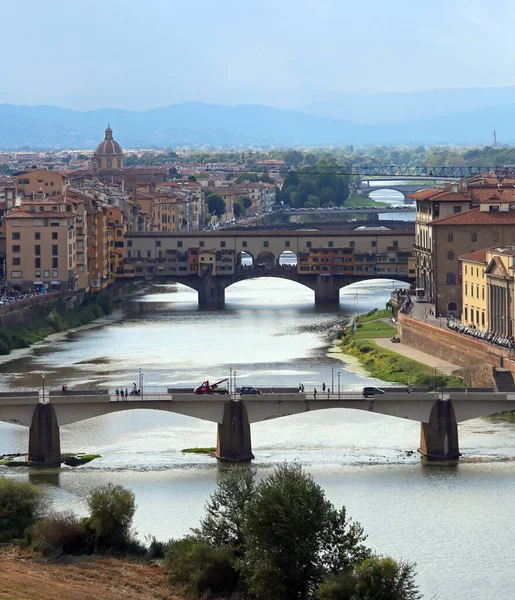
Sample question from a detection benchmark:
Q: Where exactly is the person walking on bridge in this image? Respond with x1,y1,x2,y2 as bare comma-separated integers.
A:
322,382,326,392
313,387,317,400
115,388,120,400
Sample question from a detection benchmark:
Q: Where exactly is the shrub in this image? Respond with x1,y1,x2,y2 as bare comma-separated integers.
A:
0,477,44,542
32,510,87,557
165,538,239,598
86,483,136,550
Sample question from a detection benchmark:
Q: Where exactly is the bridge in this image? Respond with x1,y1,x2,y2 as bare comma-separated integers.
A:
2,389,514,466
360,183,432,199
124,228,415,306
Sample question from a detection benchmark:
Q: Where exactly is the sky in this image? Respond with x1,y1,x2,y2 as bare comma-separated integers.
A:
2,0,515,111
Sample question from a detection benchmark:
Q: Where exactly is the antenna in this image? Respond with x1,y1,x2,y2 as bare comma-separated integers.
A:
494,129,498,147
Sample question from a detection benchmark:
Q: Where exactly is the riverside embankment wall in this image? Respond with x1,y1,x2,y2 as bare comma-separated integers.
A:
0,292,64,328
397,313,515,385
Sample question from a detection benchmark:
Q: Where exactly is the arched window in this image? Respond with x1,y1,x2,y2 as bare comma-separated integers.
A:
447,272,456,284
117,159,121,168
448,251,454,260
107,159,112,168
448,302,457,312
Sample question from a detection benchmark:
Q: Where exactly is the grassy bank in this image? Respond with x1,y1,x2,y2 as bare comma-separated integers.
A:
338,309,464,389
0,291,114,355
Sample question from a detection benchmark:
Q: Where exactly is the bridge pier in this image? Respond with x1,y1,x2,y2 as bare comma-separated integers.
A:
314,277,341,304
215,400,254,462
28,404,61,466
198,276,226,307
419,400,460,461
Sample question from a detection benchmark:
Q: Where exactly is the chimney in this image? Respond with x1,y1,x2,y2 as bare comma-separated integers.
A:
451,182,459,193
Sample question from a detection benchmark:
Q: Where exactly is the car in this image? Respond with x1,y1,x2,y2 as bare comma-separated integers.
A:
362,386,386,398
240,386,261,395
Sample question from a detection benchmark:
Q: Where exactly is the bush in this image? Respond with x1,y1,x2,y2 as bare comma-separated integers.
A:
86,483,136,550
32,510,87,557
0,477,44,542
166,538,239,598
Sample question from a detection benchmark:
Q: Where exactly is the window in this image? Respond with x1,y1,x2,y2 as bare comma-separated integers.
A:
11,219,20,227
52,232,58,240
482,312,485,326
35,245,41,256
242,241,247,248
482,287,485,300
147,250,151,258
264,241,269,248
464,307,468,321
52,245,58,256
12,245,20,253
10,271,22,278
156,240,162,247
35,271,41,277
127,240,133,247
35,232,41,240
52,270,58,278
453,206,462,213
472,233,477,242
350,241,355,248
285,241,290,248
465,283,467,296
12,232,20,240
44,270,50,277
447,273,456,284
199,241,205,247
489,205,500,212
448,233,453,242
448,302,457,312
464,265,467,274
371,241,376,247
12,258,20,265
107,159,112,168
306,241,312,248
52,258,58,268
328,241,334,248
221,241,226,248
35,258,41,268
177,241,182,248
448,251,454,260
33,219,43,226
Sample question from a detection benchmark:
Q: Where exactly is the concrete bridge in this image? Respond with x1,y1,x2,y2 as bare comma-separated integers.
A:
1,390,514,466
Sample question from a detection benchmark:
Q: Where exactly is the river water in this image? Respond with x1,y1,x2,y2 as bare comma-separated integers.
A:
1,194,514,600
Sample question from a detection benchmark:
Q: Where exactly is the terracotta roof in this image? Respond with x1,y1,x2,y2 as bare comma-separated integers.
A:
408,187,472,202
459,249,488,263
4,210,75,219
432,207,515,226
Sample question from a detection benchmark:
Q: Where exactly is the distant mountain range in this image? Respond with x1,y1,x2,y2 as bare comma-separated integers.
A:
1,96,514,149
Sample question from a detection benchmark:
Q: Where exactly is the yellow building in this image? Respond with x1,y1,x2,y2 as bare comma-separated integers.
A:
460,249,488,329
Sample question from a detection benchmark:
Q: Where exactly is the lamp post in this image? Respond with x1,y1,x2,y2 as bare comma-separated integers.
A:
234,371,237,399
337,371,341,398
440,371,444,399
139,368,144,400
42,374,45,403
331,368,334,394
230,367,233,397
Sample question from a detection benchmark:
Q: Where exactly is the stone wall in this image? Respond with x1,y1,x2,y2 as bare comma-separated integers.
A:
0,293,61,328
398,313,510,370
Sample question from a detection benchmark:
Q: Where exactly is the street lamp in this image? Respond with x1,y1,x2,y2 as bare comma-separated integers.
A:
337,371,341,398
229,367,232,397
234,371,237,399
331,368,334,394
42,374,45,403
139,368,144,399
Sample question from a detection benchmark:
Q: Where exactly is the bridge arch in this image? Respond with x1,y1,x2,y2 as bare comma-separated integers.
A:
278,250,298,266
256,251,276,267
366,188,406,202
236,250,255,267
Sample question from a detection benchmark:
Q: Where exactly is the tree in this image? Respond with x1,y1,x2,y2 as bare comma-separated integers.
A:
233,202,243,218
316,556,421,600
193,466,255,551
240,195,253,210
306,195,320,209
241,463,370,600
0,477,44,542
206,193,226,217
87,483,136,549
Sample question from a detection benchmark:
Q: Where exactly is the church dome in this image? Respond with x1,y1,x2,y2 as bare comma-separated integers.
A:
95,125,122,156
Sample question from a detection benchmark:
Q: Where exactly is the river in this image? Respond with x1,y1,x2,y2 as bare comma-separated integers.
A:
1,195,514,599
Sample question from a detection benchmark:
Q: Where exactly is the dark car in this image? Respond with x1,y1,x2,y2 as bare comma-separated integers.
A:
240,386,261,395
362,386,386,398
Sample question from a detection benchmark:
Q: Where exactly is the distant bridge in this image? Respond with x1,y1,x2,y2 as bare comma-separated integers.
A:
2,390,514,465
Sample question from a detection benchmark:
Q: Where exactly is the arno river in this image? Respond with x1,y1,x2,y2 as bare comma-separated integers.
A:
1,194,514,600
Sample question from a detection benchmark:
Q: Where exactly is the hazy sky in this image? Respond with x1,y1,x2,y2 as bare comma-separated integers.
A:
2,0,514,110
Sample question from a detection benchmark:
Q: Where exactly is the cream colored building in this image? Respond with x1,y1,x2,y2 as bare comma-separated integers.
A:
14,168,66,196
4,200,77,291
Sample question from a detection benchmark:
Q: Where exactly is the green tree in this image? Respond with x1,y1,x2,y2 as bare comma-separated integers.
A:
206,193,226,217
86,483,136,549
236,172,259,184
0,477,44,542
193,466,256,550
233,201,243,218
242,463,370,600
316,556,421,600
240,195,253,210
306,195,321,209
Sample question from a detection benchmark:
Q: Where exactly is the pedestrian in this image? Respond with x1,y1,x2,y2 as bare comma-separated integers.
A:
61,384,66,395
298,382,302,393
301,383,305,393
125,388,128,400
322,382,326,392
115,388,120,400
313,387,317,400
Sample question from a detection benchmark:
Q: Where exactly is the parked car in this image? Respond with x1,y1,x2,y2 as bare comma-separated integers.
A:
362,386,386,398
240,386,261,395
